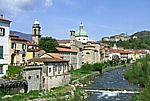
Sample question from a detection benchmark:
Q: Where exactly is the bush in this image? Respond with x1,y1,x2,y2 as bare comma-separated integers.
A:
81,63,93,72
92,63,103,73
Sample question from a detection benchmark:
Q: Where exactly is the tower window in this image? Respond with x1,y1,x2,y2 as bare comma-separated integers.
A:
34,29,36,35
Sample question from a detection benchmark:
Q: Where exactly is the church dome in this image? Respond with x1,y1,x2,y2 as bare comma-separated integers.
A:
75,23,88,37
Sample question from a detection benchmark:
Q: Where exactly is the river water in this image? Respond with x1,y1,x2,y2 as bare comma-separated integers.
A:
85,67,139,101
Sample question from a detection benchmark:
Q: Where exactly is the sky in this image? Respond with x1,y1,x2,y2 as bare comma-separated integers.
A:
0,0,150,41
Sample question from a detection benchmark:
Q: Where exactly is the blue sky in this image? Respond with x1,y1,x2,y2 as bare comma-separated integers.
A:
0,0,150,41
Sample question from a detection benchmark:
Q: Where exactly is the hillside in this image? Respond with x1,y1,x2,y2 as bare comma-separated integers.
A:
102,30,150,50
10,31,32,41
131,30,150,39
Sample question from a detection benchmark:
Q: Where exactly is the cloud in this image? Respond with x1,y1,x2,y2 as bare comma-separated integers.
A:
44,0,53,6
0,0,52,16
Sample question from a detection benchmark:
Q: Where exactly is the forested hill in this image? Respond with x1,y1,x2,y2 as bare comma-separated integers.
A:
131,30,150,39
103,30,150,50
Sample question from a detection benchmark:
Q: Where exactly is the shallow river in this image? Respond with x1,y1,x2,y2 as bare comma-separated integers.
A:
85,67,139,101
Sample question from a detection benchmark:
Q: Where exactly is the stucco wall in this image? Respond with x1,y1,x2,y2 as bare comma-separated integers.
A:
45,74,71,91
0,21,10,64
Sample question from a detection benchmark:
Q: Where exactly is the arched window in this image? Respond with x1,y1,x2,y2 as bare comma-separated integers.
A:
34,29,36,35
86,52,90,54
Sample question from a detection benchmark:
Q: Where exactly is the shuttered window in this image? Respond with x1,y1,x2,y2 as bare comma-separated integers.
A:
0,46,3,59
0,28,5,36
22,44,26,49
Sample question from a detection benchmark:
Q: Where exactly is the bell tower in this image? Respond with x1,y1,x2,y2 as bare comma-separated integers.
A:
70,30,75,46
32,19,41,44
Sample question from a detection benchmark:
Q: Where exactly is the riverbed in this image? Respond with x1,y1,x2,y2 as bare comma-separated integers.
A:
85,67,139,101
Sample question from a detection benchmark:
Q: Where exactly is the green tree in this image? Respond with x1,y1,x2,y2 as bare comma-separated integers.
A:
39,37,59,52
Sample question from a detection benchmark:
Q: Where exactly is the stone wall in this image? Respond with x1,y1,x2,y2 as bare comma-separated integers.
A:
45,74,71,91
23,67,43,92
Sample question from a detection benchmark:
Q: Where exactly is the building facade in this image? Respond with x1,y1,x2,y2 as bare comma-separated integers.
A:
0,15,11,64
23,57,71,92
9,33,28,65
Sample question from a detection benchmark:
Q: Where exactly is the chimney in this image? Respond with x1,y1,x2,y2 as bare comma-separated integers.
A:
0,14,3,18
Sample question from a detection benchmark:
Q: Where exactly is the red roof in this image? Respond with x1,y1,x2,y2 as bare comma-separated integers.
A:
47,53,63,59
0,18,11,22
28,58,69,63
27,42,38,46
56,47,77,52
10,33,28,42
57,40,70,43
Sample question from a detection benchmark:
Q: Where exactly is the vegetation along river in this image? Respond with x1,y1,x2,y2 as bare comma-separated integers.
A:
85,67,139,101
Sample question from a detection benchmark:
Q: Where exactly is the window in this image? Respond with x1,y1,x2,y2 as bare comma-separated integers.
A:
11,43,16,49
22,44,26,50
55,64,57,72
0,27,5,36
60,65,62,71
28,76,31,79
34,29,36,35
0,46,3,59
49,67,51,73
86,52,90,54
0,66,3,74
64,64,67,71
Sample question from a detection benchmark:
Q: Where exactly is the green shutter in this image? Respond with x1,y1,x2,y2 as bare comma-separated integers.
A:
0,46,3,59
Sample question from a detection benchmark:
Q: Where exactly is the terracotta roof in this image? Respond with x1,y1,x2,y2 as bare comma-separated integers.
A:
9,32,19,38
57,40,70,43
0,18,11,22
56,47,77,52
9,32,28,42
10,37,28,42
28,58,69,62
47,53,63,59
27,42,38,46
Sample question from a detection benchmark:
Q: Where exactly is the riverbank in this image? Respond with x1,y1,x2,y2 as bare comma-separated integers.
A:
85,66,139,101
71,65,125,86
0,65,126,101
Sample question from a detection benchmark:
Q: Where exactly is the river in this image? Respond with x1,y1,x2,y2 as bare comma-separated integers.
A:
85,67,139,101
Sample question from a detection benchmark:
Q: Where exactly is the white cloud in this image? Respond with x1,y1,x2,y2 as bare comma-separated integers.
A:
0,0,52,16
44,0,52,6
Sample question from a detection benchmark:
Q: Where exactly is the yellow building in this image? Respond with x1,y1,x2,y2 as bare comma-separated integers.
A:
9,33,28,65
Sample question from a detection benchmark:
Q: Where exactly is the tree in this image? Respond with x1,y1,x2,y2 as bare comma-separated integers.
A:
39,37,59,52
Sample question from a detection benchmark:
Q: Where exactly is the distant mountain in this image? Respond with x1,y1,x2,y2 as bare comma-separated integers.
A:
131,30,150,39
10,31,32,41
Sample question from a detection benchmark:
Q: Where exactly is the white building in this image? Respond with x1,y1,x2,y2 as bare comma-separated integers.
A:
0,15,11,64
0,15,11,76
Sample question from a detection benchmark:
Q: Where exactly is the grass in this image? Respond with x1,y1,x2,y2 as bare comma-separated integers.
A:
7,66,23,76
0,85,85,101
69,68,94,81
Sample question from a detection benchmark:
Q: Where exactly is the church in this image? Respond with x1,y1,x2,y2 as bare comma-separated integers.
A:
59,22,101,69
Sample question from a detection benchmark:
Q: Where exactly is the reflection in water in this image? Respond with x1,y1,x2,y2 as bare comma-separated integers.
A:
85,67,139,101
